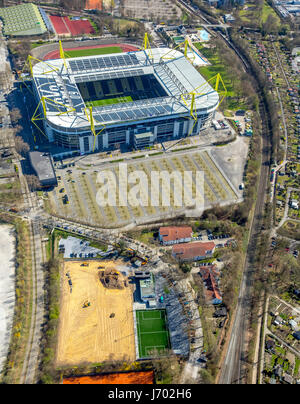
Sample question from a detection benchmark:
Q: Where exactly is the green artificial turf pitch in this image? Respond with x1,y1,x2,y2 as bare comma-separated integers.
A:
136,310,171,358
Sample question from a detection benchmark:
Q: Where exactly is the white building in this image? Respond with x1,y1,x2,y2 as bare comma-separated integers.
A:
32,48,219,155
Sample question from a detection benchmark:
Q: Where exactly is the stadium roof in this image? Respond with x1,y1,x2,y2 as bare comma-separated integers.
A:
0,3,47,36
32,48,219,131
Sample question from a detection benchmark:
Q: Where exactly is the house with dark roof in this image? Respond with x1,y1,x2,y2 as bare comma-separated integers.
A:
172,241,215,262
265,339,275,353
159,226,192,245
214,306,227,318
293,330,300,340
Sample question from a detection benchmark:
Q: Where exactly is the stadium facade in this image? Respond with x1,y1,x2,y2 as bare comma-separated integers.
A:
32,48,219,154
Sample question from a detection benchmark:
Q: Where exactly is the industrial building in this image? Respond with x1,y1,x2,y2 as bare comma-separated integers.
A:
29,151,57,187
31,46,220,155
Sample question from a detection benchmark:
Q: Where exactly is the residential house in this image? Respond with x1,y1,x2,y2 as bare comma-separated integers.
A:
199,265,222,305
214,306,227,318
289,319,298,330
290,199,299,210
159,226,193,246
172,241,215,262
265,339,276,353
274,316,284,326
293,330,300,340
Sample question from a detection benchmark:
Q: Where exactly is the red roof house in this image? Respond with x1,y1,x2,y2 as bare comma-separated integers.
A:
159,226,192,245
172,241,215,261
199,265,222,304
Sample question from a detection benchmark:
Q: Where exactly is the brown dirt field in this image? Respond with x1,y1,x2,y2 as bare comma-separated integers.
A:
63,370,154,384
56,260,135,366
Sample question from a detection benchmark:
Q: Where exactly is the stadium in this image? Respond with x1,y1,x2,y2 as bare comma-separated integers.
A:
31,44,220,154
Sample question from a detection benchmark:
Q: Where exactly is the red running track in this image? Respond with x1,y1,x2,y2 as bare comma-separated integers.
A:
44,43,139,61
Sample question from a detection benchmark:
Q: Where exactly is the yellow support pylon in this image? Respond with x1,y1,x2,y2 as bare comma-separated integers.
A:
59,40,68,71
31,96,76,139
84,106,106,152
142,32,154,63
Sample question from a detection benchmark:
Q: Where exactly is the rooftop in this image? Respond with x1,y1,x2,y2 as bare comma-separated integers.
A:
0,3,47,36
159,226,193,242
29,151,56,184
32,48,219,130
172,241,215,260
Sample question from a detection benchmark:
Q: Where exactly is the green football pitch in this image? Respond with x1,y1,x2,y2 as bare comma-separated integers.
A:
85,96,133,107
136,310,171,358
65,46,123,58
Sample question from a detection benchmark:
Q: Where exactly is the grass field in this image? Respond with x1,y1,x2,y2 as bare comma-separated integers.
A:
65,46,123,58
136,310,171,358
86,96,133,107
239,1,280,26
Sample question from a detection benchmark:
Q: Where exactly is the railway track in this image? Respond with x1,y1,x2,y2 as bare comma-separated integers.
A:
175,1,273,384
219,97,272,384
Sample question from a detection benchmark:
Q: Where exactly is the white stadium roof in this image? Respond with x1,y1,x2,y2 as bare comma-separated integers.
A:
32,48,219,131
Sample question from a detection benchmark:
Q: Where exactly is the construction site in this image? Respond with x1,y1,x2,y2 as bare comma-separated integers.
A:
56,260,136,366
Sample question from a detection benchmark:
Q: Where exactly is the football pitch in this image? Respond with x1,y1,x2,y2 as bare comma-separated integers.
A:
65,46,123,58
136,310,171,358
86,96,133,107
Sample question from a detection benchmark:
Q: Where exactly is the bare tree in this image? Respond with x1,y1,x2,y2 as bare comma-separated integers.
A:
25,175,41,191
10,108,22,126
14,136,29,156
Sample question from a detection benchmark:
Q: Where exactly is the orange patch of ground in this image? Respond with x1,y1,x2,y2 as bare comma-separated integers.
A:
85,0,103,10
63,370,154,384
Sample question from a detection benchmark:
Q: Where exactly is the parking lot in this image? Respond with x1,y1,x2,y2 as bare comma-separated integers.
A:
47,149,239,229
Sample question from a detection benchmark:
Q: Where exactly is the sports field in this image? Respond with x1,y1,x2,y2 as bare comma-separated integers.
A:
56,260,136,366
65,46,123,58
136,310,171,358
86,96,133,107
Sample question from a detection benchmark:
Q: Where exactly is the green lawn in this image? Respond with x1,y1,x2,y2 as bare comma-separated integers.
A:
65,46,123,58
86,96,133,107
239,1,280,26
194,42,238,104
136,309,171,358
261,2,280,24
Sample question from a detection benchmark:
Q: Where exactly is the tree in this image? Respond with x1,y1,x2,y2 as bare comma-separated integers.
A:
25,175,41,191
10,108,22,126
262,15,278,36
14,136,29,156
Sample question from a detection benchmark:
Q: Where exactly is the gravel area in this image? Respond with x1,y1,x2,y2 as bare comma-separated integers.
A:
0,225,15,374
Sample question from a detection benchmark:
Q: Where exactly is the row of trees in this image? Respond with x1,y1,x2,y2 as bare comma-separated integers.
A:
231,31,281,163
